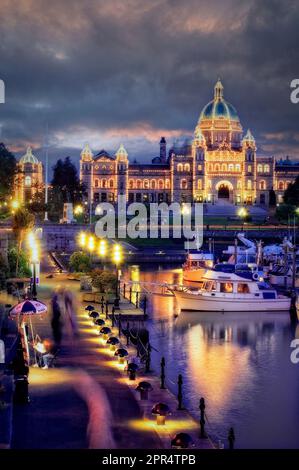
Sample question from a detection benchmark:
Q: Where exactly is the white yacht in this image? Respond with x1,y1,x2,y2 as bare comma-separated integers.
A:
183,252,214,282
174,265,291,313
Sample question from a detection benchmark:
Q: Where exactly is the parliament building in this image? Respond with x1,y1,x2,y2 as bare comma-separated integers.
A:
16,81,299,207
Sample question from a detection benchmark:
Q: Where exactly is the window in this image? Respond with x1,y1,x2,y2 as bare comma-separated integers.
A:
177,163,183,172
129,179,134,189
247,180,252,190
94,179,99,188
228,164,234,172
257,164,263,172
158,179,164,189
184,163,190,172
221,164,227,172
24,176,31,187
278,181,284,191
264,164,270,173
198,164,202,171
150,180,156,189
259,180,266,190
165,179,170,189
220,282,233,293
136,180,142,189
143,179,149,189
180,179,188,190
235,164,241,172
109,179,114,188
247,165,252,173
102,179,107,188
237,283,250,294
237,181,242,189
197,180,202,190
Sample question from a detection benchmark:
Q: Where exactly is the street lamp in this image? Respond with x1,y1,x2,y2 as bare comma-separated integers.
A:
87,235,95,264
112,243,122,307
74,204,84,217
98,239,107,268
27,231,39,300
78,231,87,250
237,207,247,230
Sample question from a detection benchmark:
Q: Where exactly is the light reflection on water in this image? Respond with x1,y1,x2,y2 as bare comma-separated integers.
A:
124,265,299,449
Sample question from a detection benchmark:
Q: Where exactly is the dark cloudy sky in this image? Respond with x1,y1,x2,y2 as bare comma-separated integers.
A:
0,0,299,166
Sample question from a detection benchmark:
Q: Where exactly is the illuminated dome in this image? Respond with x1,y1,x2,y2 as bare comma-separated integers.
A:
196,79,243,150
20,146,39,164
200,80,239,122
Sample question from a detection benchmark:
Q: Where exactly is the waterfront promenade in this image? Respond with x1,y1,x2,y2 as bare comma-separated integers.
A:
2,266,213,449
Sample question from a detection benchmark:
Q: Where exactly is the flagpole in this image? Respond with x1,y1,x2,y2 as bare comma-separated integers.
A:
44,123,49,221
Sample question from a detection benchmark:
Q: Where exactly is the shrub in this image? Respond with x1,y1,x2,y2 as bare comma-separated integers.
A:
69,251,91,273
91,269,117,293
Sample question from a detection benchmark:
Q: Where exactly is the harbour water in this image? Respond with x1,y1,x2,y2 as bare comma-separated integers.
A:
124,265,299,449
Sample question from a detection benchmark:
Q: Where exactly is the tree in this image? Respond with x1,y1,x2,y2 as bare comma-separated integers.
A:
51,157,86,203
12,208,35,275
7,247,32,278
284,175,299,206
69,251,91,273
0,143,17,201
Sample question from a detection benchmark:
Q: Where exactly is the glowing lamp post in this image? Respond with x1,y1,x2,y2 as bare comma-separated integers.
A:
98,239,107,268
87,235,95,263
78,231,87,250
74,204,84,218
238,207,247,230
27,231,40,300
112,243,122,308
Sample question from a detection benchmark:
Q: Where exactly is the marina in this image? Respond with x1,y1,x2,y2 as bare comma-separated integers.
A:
123,264,299,449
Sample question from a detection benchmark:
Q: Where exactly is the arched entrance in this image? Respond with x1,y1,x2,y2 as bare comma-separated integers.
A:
218,184,230,199
215,180,234,203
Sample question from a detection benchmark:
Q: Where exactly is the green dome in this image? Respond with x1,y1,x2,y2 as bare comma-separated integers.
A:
199,80,240,122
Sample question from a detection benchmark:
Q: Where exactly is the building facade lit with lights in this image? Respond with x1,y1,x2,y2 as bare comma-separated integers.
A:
79,81,298,207
15,81,299,207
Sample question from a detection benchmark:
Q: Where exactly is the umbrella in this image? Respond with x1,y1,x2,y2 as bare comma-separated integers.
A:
9,299,47,317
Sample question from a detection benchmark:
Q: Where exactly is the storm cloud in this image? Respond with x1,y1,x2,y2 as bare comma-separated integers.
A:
0,0,299,165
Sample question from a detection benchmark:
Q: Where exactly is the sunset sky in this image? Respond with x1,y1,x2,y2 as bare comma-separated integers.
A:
0,0,299,165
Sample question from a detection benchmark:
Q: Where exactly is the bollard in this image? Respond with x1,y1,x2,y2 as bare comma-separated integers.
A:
136,291,139,308
145,343,151,373
228,427,235,450
129,287,132,303
199,397,206,438
177,374,183,410
111,311,115,327
105,300,109,319
160,357,166,389
123,283,126,299
143,296,147,315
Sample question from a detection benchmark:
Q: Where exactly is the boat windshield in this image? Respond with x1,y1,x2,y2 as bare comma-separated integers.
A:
203,281,217,292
